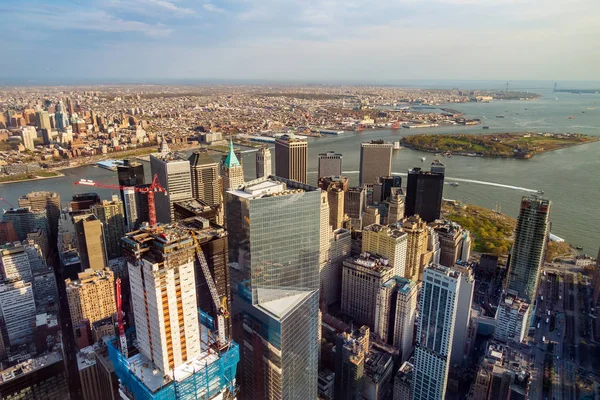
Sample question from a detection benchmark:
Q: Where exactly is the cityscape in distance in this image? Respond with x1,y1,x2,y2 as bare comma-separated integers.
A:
0,1,599,399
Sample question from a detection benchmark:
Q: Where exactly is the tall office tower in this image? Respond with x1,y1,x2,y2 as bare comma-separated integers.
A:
375,276,418,361
71,193,101,211
226,176,320,399
174,199,224,226
326,185,345,230
0,280,36,346
65,96,75,116
65,268,116,341
334,325,370,400
401,215,429,282
430,159,446,175
507,196,551,303
393,361,414,400
359,140,393,186
90,195,125,260
55,101,69,130
318,151,343,179
2,207,48,242
362,224,408,278
220,140,245,191
0,221,18,244
341,253,396,327
0,245,33,282
255,146,272,178
363,207,381,227
321,228,352,306
320,191,332,264
494,292,531,343
18,191,61,240
405,167,445,223
275,133,308,183
345,186,367,228
20,126,36,150
450,264,475,365
433,221,465,268
36,110,52,132
413,264,462,400
593,248,600,306
386,193,405,225
150,153,193,223
74,213,107,271
117,159,145,229
189,151,221,206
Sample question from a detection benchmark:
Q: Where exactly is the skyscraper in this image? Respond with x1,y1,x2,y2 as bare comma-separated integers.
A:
386,193,405,225
375,276,418,362
0,221,18,245
362,224,408,278
2,207,48,242
402,215,430,282
18,191,61,240
345,186,367,228
405,167,445,223
36,110,52,132
318,151,343,179
507,196,551,303
117,159,145,229
450,264,475,365
430,159,446,175
226,176,320,399
150,153,193,223
275,133,308,183
189,151,221,206
0,280,36,346
359,141,393,186
413,264,462,400
321,228,351,306
0,245,33,282
90,195,126,260
220,140,245,191
255,146,272,179
54,101,69,130
74,213,107,271
334,325,370,400
20,126,36,150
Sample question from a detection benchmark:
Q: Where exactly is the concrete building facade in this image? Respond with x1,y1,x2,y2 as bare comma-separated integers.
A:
275,134,308,183
188,151,221,206
359,141,393,186
255,146,272,179
150,154,193,223
362,224,408,278
318,151,343,179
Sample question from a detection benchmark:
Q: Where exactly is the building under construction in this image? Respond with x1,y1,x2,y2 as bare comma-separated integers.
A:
116,221,239,399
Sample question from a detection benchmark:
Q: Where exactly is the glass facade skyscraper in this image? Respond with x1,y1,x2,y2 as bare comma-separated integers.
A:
226,176,320,399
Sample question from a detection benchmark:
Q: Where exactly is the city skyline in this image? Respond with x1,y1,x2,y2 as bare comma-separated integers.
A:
1,0,599,82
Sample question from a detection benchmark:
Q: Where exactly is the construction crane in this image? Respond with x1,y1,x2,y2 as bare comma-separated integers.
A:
115,278,128,358
0,197,14,208
190,231,229,349
74,174,167,226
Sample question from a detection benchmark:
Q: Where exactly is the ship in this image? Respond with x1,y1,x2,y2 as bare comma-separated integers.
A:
568,116,575,119
537,190,544,194
496,115,505,118
482,126,490,129
576,245,583,250
448,182,459,187
421,156,426,162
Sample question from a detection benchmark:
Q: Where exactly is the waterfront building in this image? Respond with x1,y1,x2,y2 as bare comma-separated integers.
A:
393,361,413,400
345,186,367,229
342,253,396,328
375,276,418,362
90,195,125,260
2,207,48,242
220,139,245,191
494,292,531,343
405,167,444,223
334,325,370,400
386,192,405,225
226,176,320,399
275,133,308,183
412,264,462,400
65,268,116,344
0,280,36,345
18,191,61,240
20,126,36,150
255,146,272,179
150,153,193,223
116,159,144,229
318,151,343,179
321,228,352,306
507,196,551,303
430,159,446,175
359,140,393,186
188,151,221,206
362,224,408,278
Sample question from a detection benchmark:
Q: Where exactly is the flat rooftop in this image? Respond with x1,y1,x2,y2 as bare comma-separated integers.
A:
227,176,318,200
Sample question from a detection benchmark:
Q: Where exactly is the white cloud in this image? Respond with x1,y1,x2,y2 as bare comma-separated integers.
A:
203,3,225,13
146,0,195,14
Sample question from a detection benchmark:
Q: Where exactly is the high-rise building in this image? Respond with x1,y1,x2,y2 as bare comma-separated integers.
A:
362,224,408,278
402,215,430,282
345,186,367,228
150,153,193,223
0,221,18,244
65,268,116,343
359,141,393,186
226,176,320,399
430,159,446,175
90,195,125,260
405,167,444,223
363,206,381,227
321,228,351,306
386,192,405,225
374,176,403,203
319,175,349,192
334,325,370,400
189,151,221,206
74,213,107,271
364,345,395,400
318,151,343,179
0,245,33,282
0,280,36,346
326,185,345,230
220,140,245,191
2,207,48,242
342,253,396,328
413,264,462,400
255,146,272,179
117,159,145,229
55,101,69,130
20,126,36,150
507,196,551,303
433,221,467,268
18,191,61,240
450,264,475,365
375,276,418,362
494,292,531,343
70,193,101,211
393,361,413,400
275,133,308,183
36,110,52,132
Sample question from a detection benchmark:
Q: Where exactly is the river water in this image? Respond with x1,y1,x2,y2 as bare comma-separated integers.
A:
1,87,599,253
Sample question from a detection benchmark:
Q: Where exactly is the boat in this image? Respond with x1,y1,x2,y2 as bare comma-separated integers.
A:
421,157,426,162
393,141,401,150
448,182,459,187
537,190,544,194
568,116,575,119
482,126,490,129
496,115,505,118
576,246,583,250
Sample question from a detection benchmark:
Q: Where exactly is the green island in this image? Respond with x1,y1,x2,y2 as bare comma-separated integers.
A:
0,170,62,184
401,132,598,158
442,201,572,259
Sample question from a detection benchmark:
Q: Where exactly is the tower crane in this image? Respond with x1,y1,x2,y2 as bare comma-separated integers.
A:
115,278,128,357
74,174,167,226
0,197,14,208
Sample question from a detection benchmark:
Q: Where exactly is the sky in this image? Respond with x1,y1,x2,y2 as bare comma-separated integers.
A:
1,0,599,83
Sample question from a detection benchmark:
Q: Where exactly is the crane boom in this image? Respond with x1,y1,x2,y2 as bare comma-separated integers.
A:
115,278,128,357
190,231,228,347
0,197,14,208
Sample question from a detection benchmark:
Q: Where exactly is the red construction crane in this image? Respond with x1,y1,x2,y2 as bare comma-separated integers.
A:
74,174,167,226
0,197,14,208
115,278,127,358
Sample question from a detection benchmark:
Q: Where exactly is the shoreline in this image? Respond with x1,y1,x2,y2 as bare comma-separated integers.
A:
0,171,65,185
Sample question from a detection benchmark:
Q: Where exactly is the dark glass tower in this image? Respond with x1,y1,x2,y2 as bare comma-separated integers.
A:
405,167,444,223
117,159,145,227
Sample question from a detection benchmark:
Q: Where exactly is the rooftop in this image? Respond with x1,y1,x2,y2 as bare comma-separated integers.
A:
344,252,393,273
381,276,417,294
363,224,407,240
227,176,318,200
0,346,63,384
256,289,314,320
